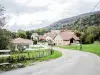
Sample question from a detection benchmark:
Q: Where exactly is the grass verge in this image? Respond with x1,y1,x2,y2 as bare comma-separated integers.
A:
21,50,62,66
0,50,62,71
58,44,100,56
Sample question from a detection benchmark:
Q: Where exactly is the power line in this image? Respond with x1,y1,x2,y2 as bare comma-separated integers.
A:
90,0,100,12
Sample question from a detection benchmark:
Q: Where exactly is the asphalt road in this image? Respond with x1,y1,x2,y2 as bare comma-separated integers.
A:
1,47,100,75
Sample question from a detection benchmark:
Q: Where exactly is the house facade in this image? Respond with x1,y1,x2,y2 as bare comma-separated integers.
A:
42,32,57,42
53,31,80,45
45,36,53,41
12,38,33,50
31,33,39,41
31,33,39,44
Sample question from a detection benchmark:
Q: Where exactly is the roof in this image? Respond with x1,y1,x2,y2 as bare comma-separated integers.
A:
12,38,33,44
39,35,44,40
43,32,57,39
48,33,57,39
59,31,80,40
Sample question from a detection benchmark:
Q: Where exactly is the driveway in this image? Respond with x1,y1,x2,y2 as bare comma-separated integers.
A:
1,47,100,75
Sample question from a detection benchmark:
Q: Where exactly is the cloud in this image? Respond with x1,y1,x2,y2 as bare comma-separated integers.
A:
0,0,100,31
1,0,49,14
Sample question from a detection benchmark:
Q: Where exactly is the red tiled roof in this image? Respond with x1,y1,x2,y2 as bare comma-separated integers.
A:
39,35,44,40
59,31,80,40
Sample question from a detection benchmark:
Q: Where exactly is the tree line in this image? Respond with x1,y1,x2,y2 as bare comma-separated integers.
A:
62,13,100,44
11,28,48,39
0,5,48,50
0,4,100,50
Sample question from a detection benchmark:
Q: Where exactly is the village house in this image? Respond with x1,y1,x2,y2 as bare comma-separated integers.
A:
42,32,57,41
45,33,57,41
12,38,33,50
53,31,80,45
40,30,60,42
31,33,39,44
31,33,39,40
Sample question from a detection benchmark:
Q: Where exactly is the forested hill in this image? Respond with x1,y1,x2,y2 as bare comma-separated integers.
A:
45,11,100,30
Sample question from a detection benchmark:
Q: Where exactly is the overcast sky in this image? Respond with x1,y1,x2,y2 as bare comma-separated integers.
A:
1,0,100,31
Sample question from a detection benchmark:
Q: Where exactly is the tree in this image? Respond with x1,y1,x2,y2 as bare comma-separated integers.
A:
26,30,32,39
16,30,27,39
0,5,12,50
0,5,5,27
11,32,17,39
82,26,100,44
17,45,25,53
86,26,100,38
74,30,82,37
34,28,45,35
0,29,11,49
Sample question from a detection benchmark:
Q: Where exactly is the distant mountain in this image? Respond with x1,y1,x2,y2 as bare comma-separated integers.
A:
44,11,100,30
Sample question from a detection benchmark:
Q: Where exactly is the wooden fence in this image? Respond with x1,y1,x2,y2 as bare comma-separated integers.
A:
0,50,54,63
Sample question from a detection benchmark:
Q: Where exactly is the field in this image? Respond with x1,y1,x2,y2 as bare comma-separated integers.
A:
58,44,100,56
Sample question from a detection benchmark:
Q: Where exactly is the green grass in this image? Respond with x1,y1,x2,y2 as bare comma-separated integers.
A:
37,50,62,61
21,50,62,66
11,50,62,64
11,50,62,67
0,50,62,71
58,44,100,56
12,50,39,58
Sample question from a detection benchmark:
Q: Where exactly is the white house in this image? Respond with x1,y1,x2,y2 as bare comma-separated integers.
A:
31,33,39,41
31,33,39,44
53,31,80,45
44,33,57,41
11,38,33,50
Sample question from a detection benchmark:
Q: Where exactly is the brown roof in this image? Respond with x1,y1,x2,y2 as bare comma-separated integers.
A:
43,32,57,39
12,38,33,45
59,31,80,40
48,33,57,39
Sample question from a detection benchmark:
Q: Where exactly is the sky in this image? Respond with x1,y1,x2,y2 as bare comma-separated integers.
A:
1,0,100,31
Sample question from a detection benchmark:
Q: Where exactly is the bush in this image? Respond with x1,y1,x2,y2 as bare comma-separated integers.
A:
17,45,25,53
8,43,16,52
85,34,94,44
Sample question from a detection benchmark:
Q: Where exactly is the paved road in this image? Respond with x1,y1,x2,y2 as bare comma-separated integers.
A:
1,47,100,75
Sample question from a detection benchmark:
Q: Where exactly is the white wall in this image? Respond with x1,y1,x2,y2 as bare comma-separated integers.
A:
45,36,53,41
53,34,63,45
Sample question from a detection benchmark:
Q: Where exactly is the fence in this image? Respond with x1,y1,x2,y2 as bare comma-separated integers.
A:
0,50,54,63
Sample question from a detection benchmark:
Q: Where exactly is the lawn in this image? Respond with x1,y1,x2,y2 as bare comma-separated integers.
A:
58,44,100,56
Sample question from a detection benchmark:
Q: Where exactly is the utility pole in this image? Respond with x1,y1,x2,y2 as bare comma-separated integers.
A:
80,35,82,50
79,19,82,50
